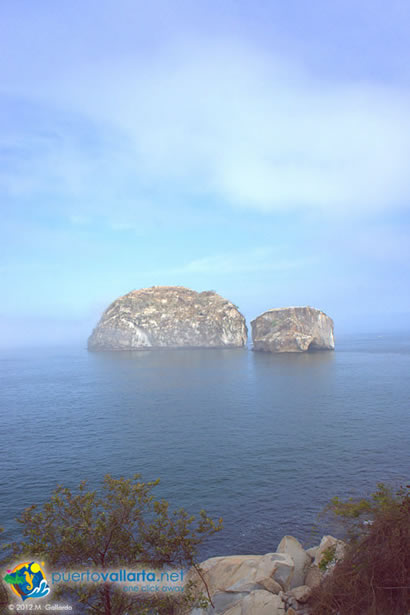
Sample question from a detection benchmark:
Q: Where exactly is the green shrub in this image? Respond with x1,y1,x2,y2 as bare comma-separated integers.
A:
1,475,222,615
318,545,336,571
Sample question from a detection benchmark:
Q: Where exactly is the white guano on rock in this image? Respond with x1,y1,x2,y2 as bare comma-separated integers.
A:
88,286,247,350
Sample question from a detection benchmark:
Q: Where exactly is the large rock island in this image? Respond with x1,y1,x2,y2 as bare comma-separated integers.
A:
88,286,247,350
251,307,334,353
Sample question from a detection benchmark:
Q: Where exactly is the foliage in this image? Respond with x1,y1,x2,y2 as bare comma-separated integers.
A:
324,482,400,539
0,475,223,615
318,545,336,572
310,483,410,615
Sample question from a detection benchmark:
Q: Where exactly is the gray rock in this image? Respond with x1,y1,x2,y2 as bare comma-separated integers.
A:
187,552,293,614
188,536,347,614
262,552,295,591
189,552,291,597
289,585,312,603
287,596,299,609
304,565,322,589
304,535,347,591
88,286,247,350
223,590,286,615
306,546,319,559
314,535,346,575
211,591,249,614
251,306,334,353
191,591,286,615
277,536,311,588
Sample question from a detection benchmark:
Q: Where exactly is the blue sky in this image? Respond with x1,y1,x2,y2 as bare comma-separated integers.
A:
1,0,410,346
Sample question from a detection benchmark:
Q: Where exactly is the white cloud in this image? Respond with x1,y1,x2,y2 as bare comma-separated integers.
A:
2,40,410,218
143,247,314,277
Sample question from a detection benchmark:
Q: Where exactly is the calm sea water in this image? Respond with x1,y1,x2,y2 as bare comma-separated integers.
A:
1,333,409,558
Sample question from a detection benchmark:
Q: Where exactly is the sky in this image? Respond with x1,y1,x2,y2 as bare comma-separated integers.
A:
1,0,410,347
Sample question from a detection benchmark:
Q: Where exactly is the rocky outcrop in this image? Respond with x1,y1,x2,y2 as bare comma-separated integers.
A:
251,307,334,353
189,535,346,615
304,535,346,589
88,286,247,350
277,536,312,589
221,591,285,615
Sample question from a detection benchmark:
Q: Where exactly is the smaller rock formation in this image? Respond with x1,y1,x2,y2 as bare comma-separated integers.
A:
251,307,334,353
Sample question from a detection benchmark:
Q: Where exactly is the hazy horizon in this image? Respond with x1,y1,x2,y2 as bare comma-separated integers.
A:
1,303,410,350
1,1,410,348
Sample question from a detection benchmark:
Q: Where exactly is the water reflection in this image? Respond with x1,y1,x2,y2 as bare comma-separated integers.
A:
1,337,409,560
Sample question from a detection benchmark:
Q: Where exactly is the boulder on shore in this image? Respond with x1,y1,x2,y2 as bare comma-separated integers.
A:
188,534,346,615
188,552,292,615
251,306,334,353
88,286,247,350
277,536,312,588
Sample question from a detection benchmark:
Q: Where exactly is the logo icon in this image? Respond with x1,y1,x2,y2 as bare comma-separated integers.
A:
3,561,50,601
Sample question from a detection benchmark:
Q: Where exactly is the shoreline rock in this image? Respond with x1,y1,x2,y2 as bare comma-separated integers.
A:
188,534,345,615
251,307,335,353
88,286,247,350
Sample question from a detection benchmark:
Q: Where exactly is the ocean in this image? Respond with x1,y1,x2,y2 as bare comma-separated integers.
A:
1,333,409,559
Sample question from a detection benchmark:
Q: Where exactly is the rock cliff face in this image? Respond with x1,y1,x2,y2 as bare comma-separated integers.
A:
88,286,247,350
251,307,334,353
